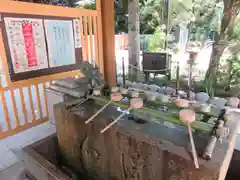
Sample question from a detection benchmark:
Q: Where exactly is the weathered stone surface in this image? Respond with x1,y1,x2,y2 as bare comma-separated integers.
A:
196,92,210,103
137,83,148,90
156,93,170,103
128,90,139,98
144,91,157,101
226,97,240,108
199,103,212,113
132,82,144,89
209,97,227,109
49,84,88,98
148,84,160,92
125,80,133,87
158,86,166,93
120,87,128,95
165,87,176,95
192,103,222,117
53,77,84,88
225,107,240,115
178,90,187,98
22,135,71,180
54,100,239,180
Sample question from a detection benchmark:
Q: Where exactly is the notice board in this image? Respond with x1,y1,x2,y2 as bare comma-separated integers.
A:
0,13,83,81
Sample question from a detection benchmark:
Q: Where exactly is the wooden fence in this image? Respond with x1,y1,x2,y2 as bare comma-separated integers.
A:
0,1,103,139
115,34,153,51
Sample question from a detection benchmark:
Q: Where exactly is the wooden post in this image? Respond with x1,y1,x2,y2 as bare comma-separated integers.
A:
96,0,116,87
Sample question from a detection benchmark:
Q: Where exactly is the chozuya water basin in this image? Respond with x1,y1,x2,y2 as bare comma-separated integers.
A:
50,98,239,180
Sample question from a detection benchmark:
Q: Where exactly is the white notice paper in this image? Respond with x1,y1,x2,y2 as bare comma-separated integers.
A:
73,19,82,48
4,17,48,73
44,20,76,67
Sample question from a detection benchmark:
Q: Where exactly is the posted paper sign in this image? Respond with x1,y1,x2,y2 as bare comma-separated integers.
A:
4,18,48,73
44,20,76,67
73,19,82,48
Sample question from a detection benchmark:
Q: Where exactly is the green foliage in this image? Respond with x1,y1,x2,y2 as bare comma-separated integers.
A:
229,15,240,41
216,15,240,91
115,0,128,33
189,0,221,41
204,79,215,97
83,3,96,10
205,0,240,89
218,55,240,90
147,27,165,52
139,0,165,34
229,56,240,74
169,0,193,28
140,0,193,34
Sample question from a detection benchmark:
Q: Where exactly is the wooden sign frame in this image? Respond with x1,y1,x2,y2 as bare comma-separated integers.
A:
0,13,83,82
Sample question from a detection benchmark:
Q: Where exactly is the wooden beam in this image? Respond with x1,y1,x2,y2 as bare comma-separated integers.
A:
0,1,97,17
96,0,116,87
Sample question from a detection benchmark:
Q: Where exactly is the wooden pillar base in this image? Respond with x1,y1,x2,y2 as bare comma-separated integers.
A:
97,0,116,87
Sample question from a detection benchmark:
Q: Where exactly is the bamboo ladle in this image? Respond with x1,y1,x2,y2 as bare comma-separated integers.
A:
100,97,143,133
179,109,199,169
85,92,123,124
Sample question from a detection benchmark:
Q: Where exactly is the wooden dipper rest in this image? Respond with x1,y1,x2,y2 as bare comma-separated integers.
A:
173,98,189,107
179,109,199,169
100,98,143,133
120,87,128,95
93,89,101,96
128,90,139,98
85,93,122,124
111,87,119,93
145,91,157,101
130,97,144,109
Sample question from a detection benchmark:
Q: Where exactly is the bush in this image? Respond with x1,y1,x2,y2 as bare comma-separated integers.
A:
147,27,165,52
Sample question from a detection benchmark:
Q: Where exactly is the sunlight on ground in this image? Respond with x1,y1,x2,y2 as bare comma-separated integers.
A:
115,46,212,81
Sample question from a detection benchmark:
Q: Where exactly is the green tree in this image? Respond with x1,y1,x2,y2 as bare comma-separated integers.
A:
139,0,165,34
217,14,240,90
205,0,240,94
115,0,128,33
83,3,96,9
147,26,165,51
189,0,221,41
140,0,193,34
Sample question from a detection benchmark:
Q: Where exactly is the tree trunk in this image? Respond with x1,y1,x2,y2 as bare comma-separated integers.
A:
205,41,226,89
128,0,140,80
205,0,239,89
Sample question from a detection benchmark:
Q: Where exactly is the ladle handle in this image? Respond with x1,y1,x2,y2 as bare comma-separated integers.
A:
85,100,112,124
101,107,132,133
188,123,199,169
202,136,217,160
72,98,90,110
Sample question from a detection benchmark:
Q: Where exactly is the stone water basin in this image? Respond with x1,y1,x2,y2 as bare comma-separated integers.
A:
21,134,72,180
53,99,240,180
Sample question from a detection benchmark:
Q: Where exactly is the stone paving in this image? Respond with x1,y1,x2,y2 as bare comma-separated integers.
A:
0,121,56,180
